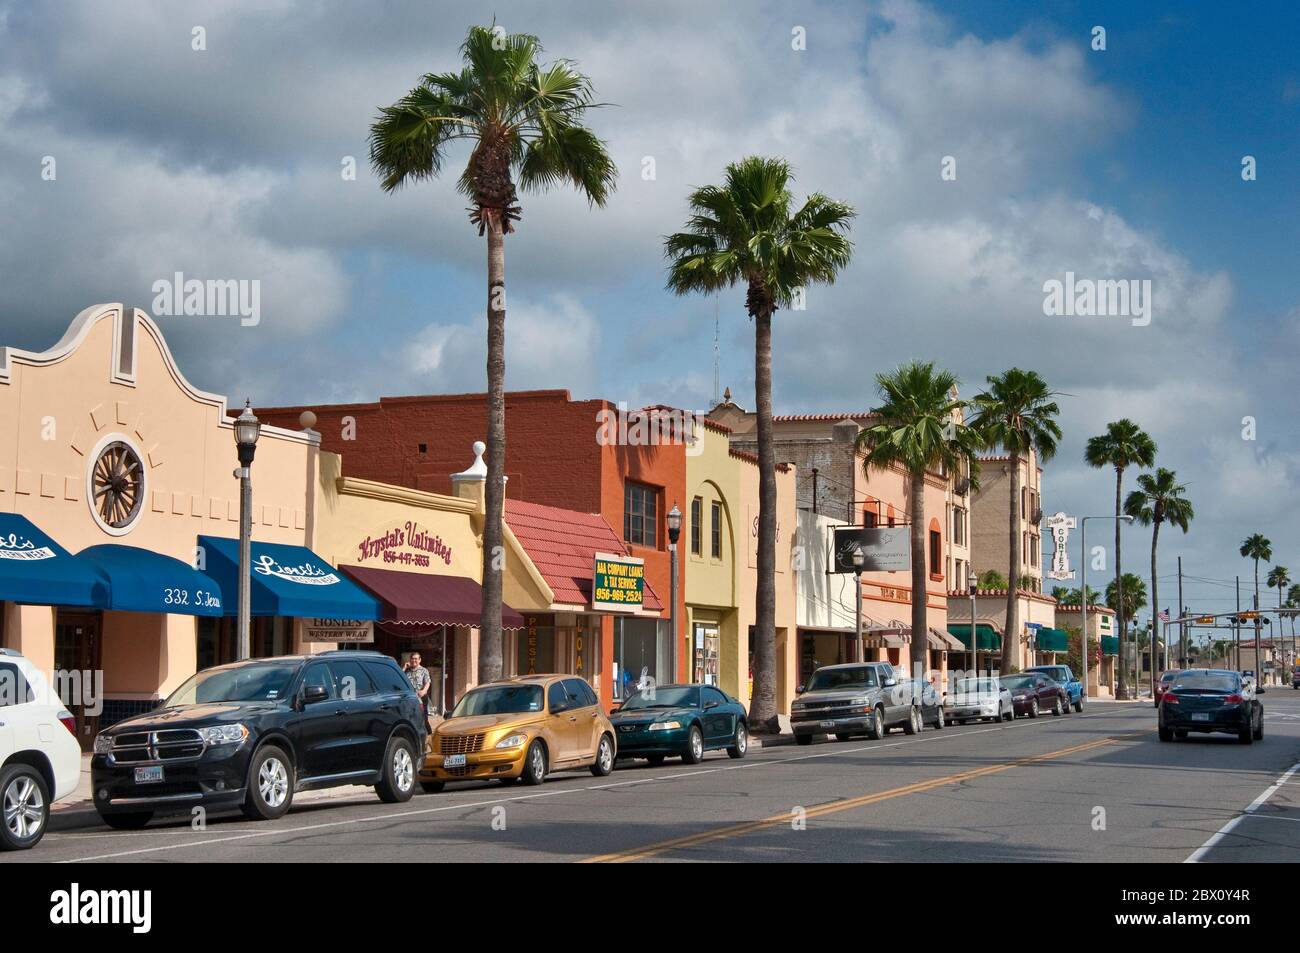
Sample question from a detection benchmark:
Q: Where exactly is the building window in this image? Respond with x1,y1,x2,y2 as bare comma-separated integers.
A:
1023,531,1029,565
863,507,878,528
1021,487,1027,519
690,497,702,555
624,482,658,548
710,501,722,559
929,530,942,576
952,506,966,546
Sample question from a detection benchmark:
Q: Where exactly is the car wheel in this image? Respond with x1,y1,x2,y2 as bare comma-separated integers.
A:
727,722,748,759
1029,698,1039,719
375,735,417,803
1052,697,1063,717
1075,698,1084,713
1003,706,1013,722
933,708,945,730
866,706,885,740
681,725,705,764
590,733,615,777
903,706,921,736
420,781,445,794
521,740,548,785
795,734,813,746
646,754,667,765
834,732,853,742
242,744,294,821
1253,718,1264,741
1158,725,1173,742
1238,723,1254,745
101,811,153,830
1,765,49,851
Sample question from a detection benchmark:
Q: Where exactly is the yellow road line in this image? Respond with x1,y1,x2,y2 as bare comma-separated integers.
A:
580,734,1130,863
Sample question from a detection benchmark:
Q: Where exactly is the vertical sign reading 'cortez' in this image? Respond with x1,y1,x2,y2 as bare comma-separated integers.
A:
592,552,645,612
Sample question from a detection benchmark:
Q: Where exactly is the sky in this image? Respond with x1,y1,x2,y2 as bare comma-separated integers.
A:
1,0,1297,638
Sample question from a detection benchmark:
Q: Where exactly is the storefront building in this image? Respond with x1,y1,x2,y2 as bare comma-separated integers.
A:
0,304,377,746
946,587,1059,676
1054,602,1116,697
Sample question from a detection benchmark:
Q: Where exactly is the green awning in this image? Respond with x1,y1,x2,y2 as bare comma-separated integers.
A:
1101,636,1119,656
948,624,1001,651
1037,628,1069,653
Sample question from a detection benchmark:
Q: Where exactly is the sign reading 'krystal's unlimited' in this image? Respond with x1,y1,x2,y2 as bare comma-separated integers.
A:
592,552,644,612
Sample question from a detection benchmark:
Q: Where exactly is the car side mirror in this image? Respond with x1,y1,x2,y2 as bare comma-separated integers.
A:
302,684,329,705
796,685,805,695
704,700,720,710
884,678,898,688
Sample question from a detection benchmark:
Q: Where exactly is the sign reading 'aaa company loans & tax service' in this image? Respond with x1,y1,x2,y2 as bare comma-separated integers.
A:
592,552,645,612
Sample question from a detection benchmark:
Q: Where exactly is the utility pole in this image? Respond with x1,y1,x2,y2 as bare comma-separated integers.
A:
1235,576,1242,672
1177,557,1185,668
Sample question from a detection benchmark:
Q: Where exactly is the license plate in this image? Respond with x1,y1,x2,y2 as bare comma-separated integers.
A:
134,765,163,783
443,754,467,768
1192,713,1210,722
820,721,836,729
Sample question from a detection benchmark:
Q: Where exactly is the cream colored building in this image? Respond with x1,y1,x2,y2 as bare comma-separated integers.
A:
969,450,1044,592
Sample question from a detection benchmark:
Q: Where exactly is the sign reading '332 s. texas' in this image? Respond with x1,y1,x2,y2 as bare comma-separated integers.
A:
592,552,645,612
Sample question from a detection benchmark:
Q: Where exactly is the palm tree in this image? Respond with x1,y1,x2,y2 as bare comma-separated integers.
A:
1240,533,1272,663
1124,467,1194,685
370,26,616,682
968,369,1063,675
855,363,981,682
665,156,854,732
1085,419,1157,697
1106,572,1148,684
1268,565,1290,673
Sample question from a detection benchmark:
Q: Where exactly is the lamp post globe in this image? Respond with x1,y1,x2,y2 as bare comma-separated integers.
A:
234,400,261,661
667,504,682,681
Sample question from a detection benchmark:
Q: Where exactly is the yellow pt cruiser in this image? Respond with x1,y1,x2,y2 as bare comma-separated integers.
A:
419,674,616,792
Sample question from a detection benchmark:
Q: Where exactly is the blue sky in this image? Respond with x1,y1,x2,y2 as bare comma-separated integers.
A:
1,0,1297,627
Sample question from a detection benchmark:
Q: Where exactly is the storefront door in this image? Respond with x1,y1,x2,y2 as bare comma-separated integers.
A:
55,610,103,750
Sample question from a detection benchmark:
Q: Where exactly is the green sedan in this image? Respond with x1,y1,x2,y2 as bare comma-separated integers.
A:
610,683,748,765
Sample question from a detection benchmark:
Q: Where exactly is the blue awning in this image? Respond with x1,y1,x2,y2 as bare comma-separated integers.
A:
0,512,107,607
197,536,379,620
78,545,225,616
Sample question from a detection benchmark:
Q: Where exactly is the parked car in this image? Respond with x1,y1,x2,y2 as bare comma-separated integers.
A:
92,651,426,829
611,683,747,765
1158,669,1262,744
1154,670,1181,708
0,649,82,851
1292,666,1299,690
943,676,1014,724
419,675,615,791
1000,672,1069,718
1025,664,1084,712
898,679,946,729
790,662,924,744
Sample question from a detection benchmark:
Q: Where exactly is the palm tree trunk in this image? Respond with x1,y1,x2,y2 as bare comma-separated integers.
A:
749,304,778,734
1254,559,1261,659
478,213,506,683
909,469,929,679
1149,519,1160,696
1001,452,1021,674
1114,468,1127,698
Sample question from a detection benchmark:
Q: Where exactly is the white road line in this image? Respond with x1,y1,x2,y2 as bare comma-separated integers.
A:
1184,759,1300,863
56,710,1122,863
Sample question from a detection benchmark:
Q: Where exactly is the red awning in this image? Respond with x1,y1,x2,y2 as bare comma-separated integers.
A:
341,565,525,630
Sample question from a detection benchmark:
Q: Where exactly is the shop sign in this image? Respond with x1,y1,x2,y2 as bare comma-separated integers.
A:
253,553,341,586
356,520,453,570
302,619,374,643
0,533,55,561
832,526,910,573
1043,512,1077,580
592,552,644,612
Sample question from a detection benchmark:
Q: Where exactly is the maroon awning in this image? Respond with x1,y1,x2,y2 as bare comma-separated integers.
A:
341,565,525,630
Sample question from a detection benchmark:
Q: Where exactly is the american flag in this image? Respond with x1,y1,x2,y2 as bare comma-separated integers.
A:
1158,608,1170,621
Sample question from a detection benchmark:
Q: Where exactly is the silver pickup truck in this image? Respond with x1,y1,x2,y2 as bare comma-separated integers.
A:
790,662,930,744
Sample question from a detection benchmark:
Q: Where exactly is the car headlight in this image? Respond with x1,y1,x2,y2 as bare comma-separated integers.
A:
648,721,682,731
93,733,114,754
495,733,528,749
199,724,249,746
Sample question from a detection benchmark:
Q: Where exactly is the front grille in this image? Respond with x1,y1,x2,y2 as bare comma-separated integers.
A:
792,703,862,720
111,728,206,764
440,733,485,755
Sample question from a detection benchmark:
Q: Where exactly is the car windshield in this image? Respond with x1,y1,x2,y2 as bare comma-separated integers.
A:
451,684,544,717
621,686,699,710
1000,674,1035,690
955,678,1000,694
1171,672,1239,693
1160,671,1180,683
1031,668,1067,681
807,666,879,691
164,661,299,706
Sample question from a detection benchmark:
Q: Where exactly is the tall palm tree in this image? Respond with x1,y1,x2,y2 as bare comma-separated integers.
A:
1085,419,1156,697
370,26,616,682
1105,572,1148,684
1268,565,1290,673
1288,582,1300,672
855,363,981,681
1124,467,1194,685
1240,533,1272,663
665,156,854,732
968,369,1062,675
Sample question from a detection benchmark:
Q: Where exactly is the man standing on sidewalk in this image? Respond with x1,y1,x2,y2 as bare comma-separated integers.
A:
403,653,434,735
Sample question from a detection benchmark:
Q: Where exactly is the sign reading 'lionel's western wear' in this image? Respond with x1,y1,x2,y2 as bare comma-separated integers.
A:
302,619,375,643
592,552,644,611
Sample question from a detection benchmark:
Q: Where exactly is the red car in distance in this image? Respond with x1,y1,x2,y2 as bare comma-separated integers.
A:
1154,670,1181,708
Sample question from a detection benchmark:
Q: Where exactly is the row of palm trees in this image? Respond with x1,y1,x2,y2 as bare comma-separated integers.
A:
1241,535,1298,677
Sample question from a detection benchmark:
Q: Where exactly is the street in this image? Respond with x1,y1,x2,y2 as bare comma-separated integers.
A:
16,694,1300,864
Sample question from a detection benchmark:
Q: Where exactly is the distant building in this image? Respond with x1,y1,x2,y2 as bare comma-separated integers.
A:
969,450,1044,593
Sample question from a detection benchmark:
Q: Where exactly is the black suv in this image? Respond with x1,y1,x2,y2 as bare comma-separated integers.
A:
92,651,426,829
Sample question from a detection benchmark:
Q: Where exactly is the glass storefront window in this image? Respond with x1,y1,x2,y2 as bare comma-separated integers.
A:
614,616,668,700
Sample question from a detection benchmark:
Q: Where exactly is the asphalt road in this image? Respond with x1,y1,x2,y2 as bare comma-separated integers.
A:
14,693,1300,863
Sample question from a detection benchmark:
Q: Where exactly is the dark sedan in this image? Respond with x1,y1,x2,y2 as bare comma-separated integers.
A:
1158,669,1263,744
1000,672,1069,718
610,684,747,765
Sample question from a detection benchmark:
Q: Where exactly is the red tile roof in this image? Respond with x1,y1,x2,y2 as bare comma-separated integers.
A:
505,499,664,613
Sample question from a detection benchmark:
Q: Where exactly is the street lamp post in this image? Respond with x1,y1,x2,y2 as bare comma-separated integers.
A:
667,504,682,682
233,400,261,662
852,546,865,663
1080,514,1133,703
967,562,978,677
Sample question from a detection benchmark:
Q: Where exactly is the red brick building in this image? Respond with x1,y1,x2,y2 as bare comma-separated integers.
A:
258,390,688,709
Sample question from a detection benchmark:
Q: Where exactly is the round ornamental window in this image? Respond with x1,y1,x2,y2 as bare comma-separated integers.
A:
90,440,144,530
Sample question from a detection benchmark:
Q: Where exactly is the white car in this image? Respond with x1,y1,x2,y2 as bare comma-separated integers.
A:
943,676,1014,724
1,648,82,850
